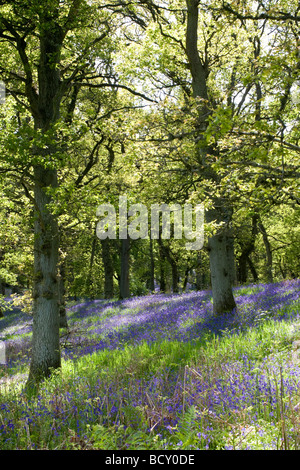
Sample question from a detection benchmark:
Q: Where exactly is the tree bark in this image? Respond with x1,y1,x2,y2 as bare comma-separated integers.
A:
149,238,155,292
226,225,237,286
208,233,237,313
85,232,97,298
258,218,273,283
159,243,166,293
238,253,248,284
101,239,115,299
157,238,179,294
207,205,237,314
120,238,130,299
0,280,5,296
238,214,258,284
195,252,207,290
182,266,190,291
27,166,61,387
58,259,68,329
170,258,179,294
247,255,258,282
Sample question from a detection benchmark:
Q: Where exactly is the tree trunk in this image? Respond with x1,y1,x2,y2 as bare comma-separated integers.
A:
208,231,237,314
247,255,258,282
238,252,248,284
185,0,236,314
195,252,204,290
171,259,179,294
85,232,97,298
159,243,166,293
101,239,115,299
238,214,258,284
207,205,237,314
182,266,190,291
58,259,68,329
26,12,65,390
279,258,286,279
27,166,61,388
149,238,155,292
120,238,130,299
0,252,5,296
258,219,273,283
158,239,179,294
226,226,237,286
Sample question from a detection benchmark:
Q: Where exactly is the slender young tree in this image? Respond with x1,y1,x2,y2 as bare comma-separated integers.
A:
120,237,130,299
101,239,115,299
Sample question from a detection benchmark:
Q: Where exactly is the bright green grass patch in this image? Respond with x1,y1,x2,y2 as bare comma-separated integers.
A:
59,313,296,390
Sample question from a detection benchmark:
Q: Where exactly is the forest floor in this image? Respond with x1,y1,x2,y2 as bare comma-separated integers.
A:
0,279,300,450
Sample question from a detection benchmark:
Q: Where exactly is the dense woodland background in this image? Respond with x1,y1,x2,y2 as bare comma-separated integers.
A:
0,0,299,388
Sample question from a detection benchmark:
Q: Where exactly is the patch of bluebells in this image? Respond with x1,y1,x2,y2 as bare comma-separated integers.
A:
1,278,300,369
61,278,300,359
0,278,300,449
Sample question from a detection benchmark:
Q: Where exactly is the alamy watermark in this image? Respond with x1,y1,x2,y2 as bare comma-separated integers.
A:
96,196,204,250
0,341,6,365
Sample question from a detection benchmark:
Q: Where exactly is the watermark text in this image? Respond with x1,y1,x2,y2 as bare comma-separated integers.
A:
96,196,204,250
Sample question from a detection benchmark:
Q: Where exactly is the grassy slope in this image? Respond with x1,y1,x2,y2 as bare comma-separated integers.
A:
0,279,300,450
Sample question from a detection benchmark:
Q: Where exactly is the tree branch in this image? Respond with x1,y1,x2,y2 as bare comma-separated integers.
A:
221,2,300,22
75,81,158,103
74,138,104,188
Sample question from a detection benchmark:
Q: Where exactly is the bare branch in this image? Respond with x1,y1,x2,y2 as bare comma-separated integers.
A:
221,2,300,22
75,81,158,103
74,138,104,188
